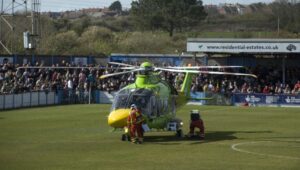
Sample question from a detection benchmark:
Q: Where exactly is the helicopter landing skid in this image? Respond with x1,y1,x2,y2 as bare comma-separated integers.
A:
121,127,131,141
121,134,130,141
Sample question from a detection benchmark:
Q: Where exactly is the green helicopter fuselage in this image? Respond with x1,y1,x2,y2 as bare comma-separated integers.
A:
108,73,179,129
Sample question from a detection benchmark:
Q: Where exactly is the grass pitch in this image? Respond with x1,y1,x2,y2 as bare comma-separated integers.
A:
0,105,299,170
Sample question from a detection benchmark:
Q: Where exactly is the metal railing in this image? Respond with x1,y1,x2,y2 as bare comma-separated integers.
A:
2,91,299,110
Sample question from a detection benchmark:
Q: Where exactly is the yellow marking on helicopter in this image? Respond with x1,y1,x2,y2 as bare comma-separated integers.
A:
108,109,130,128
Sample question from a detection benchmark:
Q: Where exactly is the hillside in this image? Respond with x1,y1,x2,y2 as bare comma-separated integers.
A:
1,1,299,55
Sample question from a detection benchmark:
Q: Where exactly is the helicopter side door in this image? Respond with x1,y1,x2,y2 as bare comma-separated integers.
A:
150,96,157,118
170,96,176,115
156,97,169,117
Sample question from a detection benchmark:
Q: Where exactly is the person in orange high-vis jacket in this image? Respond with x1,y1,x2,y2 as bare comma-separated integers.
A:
127,104,144,144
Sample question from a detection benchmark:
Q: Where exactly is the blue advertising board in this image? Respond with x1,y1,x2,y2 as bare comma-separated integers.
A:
232,93,300,106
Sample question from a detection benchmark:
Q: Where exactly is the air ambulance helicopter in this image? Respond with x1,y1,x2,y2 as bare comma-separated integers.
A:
100,61,257,139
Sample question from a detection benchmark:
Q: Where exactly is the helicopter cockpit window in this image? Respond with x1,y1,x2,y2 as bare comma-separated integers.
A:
111,88,153,115
111,88,131,111
112,94,129,110
136,96,147,108
130,95,150,114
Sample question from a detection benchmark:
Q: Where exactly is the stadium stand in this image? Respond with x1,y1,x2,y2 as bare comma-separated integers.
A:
1,61,299,96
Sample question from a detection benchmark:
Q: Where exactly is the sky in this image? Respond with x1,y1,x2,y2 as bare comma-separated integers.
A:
2,0,275,12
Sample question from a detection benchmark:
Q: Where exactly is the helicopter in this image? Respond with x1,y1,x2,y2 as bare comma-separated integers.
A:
100,61,257,139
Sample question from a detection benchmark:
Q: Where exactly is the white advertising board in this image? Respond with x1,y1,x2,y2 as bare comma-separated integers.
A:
187,41,300,53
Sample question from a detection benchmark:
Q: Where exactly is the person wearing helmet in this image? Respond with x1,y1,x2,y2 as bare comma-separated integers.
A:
127,104,144,144
187,110,205,139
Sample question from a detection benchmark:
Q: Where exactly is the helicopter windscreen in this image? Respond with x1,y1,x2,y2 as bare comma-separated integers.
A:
130,95,150,112
111,88,153,116
112,94,129,110
131,95,149,108
127,89,153,115
111,88,131,111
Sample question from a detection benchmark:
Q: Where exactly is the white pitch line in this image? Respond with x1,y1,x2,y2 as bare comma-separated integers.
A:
231,141,300,160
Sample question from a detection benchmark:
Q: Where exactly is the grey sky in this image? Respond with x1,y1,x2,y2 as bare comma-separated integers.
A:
2,0,275,12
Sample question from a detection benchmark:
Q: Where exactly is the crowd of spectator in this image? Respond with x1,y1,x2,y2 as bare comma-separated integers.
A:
0,60,132,95
1,60,300,96
186,65,300,95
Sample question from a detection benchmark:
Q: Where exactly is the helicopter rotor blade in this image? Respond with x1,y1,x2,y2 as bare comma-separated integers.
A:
156,68,257,78
100,68,143,79
108,62,135,67
119,66,138,70
166,66,244,69
17,66,113,69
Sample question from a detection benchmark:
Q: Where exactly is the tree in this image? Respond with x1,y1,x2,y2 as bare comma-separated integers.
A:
48,31,79,55
131,0,207,36
270,1,300,34
78,26,114,55
109,1,122,12
71,16,91,35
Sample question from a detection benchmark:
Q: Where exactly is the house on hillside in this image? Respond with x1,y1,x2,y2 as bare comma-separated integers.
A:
217,3,253,15
42,12,62,19
204,5,219,16
62,10,84,19
236,4,248,15
218,3,238,15
42,8,119,19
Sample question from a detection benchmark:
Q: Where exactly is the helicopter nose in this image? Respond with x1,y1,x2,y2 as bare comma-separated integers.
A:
108,109,130,128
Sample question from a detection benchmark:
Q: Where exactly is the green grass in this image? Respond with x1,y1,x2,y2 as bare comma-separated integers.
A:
0,105,300,170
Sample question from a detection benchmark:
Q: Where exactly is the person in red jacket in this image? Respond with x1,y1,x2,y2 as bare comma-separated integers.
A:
293,80,300,93
127,104,144,144
188,110,205,139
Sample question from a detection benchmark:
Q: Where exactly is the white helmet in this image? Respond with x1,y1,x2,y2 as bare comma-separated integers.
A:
191,110,199,114
130,104,137,109
191,110,201,117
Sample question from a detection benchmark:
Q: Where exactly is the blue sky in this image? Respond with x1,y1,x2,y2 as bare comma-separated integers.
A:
3,0,275,12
